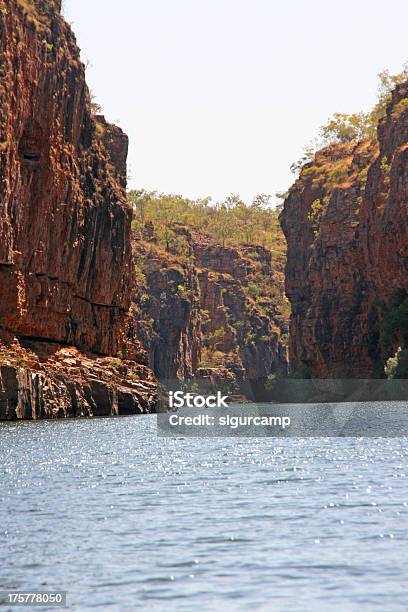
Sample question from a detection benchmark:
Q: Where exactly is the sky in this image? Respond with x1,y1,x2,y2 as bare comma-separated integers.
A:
64,0,408,204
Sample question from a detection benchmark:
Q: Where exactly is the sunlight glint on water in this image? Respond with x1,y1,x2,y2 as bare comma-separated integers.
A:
1,411,408,611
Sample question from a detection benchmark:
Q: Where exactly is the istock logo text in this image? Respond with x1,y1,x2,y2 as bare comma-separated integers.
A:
169,391,229,409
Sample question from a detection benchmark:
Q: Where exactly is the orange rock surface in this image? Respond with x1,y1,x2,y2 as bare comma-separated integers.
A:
0,0,157,418
282,81,408,377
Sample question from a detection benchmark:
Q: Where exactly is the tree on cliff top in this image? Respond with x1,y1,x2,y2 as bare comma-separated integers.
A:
291,64,408,174
320,112,373,143
128,189,285,254
320,65,408,144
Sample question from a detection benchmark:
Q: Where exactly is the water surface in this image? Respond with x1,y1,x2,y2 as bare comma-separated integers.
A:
1,406,408,610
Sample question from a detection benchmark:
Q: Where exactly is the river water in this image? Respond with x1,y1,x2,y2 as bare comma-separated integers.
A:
1,407,408,611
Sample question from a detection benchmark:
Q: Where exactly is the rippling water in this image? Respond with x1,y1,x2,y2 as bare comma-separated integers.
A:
1,406,408,611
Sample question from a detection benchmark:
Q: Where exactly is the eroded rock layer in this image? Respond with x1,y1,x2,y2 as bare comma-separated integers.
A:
132,225,289,394
0,0,157,418
0,337,156,420
281,81,408,378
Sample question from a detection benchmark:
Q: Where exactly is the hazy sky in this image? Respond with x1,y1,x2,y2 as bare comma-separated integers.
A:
64,0,408,203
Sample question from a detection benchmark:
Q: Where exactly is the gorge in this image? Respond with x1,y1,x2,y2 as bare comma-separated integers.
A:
0,0,288,418
1,0,408,421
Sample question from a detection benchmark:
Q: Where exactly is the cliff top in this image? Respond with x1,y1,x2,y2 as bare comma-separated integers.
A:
292,138,378,196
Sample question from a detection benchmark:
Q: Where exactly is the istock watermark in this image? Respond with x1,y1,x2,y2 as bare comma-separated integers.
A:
158,394,408,437
169,391,229,409
159,391,294,436
168,413,291,429
157,379,408,437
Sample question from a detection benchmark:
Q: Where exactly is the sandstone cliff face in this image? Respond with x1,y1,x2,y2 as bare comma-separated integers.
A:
281,81,408,378
0,0,157,418
193,240,287,386
132,225,288,393
132,240,201,381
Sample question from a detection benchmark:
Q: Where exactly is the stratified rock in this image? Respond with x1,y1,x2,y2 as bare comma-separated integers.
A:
281,81,408,377
0,0,157,418
132,225,289,393
132,241,202,381
0,340,156,420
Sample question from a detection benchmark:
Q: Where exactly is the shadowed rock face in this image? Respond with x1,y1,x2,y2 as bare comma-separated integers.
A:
0,0,157,418
281,81,408,378
132,240,202,381
132,226,289,392
0,0,131,354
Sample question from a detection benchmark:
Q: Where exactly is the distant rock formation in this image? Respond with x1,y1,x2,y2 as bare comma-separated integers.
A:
132,225,289,395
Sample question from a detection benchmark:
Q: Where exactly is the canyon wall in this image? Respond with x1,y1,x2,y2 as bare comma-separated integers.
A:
0,0,157,418
281,81,408,378
132,225,289,395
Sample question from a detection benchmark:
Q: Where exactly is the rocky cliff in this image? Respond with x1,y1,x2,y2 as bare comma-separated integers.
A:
0,0,157,418
132,224,289,395
281,80,408,378
132,237,201,382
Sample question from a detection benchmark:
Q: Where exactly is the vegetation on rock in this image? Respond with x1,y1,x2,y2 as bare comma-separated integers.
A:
381,289,408,378
129,193,290,393
128,190,285,260
283,67,408,379
291,65,408,174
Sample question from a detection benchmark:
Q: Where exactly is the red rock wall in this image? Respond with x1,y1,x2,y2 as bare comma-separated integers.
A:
281,81,408,377
0,0,157,418
0,0,132,355
132,226,289,391
132,240,202,381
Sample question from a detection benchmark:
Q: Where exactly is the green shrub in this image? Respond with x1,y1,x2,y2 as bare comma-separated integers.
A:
380,155,391,178
385,348,408,379
207,328,226,350
392,97,408,117
380,289,408,372
307,199,324,236
248,283,262,299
